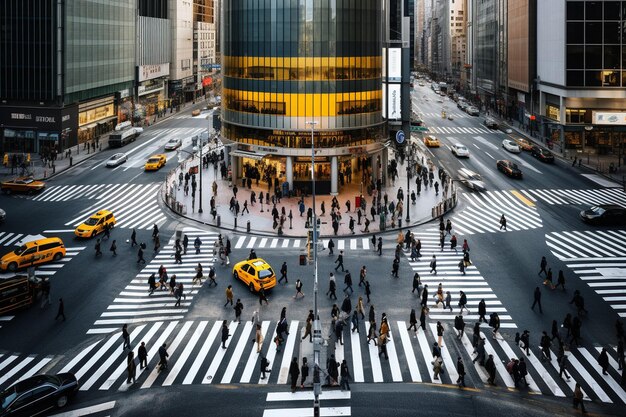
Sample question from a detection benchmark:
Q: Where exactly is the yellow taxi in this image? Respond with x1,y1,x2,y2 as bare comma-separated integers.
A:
145,154,167,171
74,210,116,238
424,135,441,147
232,258,277,292
513,137,533,151
0,237,66,272
1,177,46,194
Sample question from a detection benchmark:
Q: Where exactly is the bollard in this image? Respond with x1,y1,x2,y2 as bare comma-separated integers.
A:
234,217,238,229
69,157,73,167
217,215,221,227
398,218,402,228
247,221,251,233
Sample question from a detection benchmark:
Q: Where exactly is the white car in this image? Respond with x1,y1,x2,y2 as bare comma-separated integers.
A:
164,138,182,151
106,153,127,167
502,139,521,153
458,168,486,191
466,106,480,116
451,143,470,157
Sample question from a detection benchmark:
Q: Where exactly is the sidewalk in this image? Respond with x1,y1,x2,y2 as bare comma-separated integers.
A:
164,137,457,238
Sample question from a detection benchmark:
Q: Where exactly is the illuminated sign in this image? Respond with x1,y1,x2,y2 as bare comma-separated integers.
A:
388,48,402,81
593,111,626,125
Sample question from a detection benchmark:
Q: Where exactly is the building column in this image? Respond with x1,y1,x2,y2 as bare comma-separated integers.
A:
285,156,293,191
330,156,338,195
381,149,389,187
230,153,238,186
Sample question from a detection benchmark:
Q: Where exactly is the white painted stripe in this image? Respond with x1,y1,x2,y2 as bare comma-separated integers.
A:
136,321,189,390
202,321,239,384
338,240,345,251
364,321,383,382
362,238,369,250
494,337,542,394
293,240,301,248
429,323,459,383
567,351,612,403
460,333,489,383
385,329,403,382
259,322,280,385
270,239,278,248
350,323,364,383
259,238,268,248
18,357,52,382
277,321,300,385
479,332,515,388
182,321,221,385
162,321,208,386
282,240,290,248
396,321,421,382
241,321,270,383
579,347,626,403
59,340,102,373
266,391,351,401
222,321,254,383
4,234,24,246
350,239,357,250
0,356,34,386
262,407,351,417
415,330,436,383
94,316,185,326
234,236,246,249
247,237,257,248
48,401,116,417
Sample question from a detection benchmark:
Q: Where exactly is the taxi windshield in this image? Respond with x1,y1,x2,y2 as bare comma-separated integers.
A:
84,217,99,226
13,245,28,256
148,158,160,164
258,268,273,279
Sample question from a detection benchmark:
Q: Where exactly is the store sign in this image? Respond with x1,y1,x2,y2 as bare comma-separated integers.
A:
388,48,402,81
138,63,170,82
546,105,560,122
387,84,401,120
593,111,626,125
0,105,77,130
79,104,114,126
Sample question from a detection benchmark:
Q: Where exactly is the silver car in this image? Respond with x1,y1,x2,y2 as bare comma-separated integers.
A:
106,153,127,167
164,138,182,151
502,139,521,153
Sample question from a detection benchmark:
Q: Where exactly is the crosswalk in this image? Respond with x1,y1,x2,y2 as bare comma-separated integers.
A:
448,190,542,235
0,232,39,247
405,230,516,328
2,317,626,405
263,391,351,417
29,182,165,230
86,228,218,335
520,188,626,207
546,229,626,317
419,112,468,119
232,235,383,252
426,126,496,135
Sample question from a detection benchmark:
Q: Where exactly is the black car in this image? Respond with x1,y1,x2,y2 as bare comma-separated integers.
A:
580,204,626,226
496,160,523,179
0,373,78,416
531,146,555,163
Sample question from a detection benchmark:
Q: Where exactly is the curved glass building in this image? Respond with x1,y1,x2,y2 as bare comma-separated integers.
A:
222,0,386,195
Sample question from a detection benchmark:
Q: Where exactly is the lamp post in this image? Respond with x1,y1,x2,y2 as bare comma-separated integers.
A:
405,159,411,223
306,120,321,416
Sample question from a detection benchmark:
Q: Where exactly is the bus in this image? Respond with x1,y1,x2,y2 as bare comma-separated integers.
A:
109,127,141,148
0,275,38,315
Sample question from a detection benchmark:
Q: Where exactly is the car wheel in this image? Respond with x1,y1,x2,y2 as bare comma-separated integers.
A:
56,395,68,408
249,282,255,293
233,271,239,280
7,262,17,272
91,231,96,238
53,253,62,261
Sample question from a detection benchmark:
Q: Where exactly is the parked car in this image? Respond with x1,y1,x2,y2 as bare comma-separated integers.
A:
502,139,521,154
497,160,523,179
579,204,626,226
0,373,78,416
164,138,182,151
531,146,555,163
1,177,45,194
451,143,470,157
105,153,127,167
457,168,486,191
484,117,499,129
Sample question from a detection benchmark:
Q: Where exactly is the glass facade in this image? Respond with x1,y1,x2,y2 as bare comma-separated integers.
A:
566,0,626,87
64,0,135,103
222,0,383,133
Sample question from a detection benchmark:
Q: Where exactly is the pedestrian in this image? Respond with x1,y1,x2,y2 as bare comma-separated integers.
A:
412,272,421,294
364,280,371,303
253,323,264,354
130,229,138,247
328,238,335,255
367,321,378,345
110,240,117,256
559,354,571,381
573,383,586,413
518,357,529,387
555,270,566,291
224,285,234,307
138,341,148,369
458,259,465,275
289,357,300,392
351,310,359,333
359,266,367,287
436,321,444,347
477,299,487,322
490,312,500,339
343,270,353,295
279,262,288,284
540,331,552,361
208,266,217,286
294,279,304,298
95,239,102,256
194,236,202,254
152,223,159,239
499,214,507,230
421,284,429,307
260,355,271,379
377,237,382,256
340,359,351,391
221,320,230,349
158,343,169,371
408,308,418,332
258,283,269,305
485,354,496,385
418,306,428,335
520,330,531,356
327,354,340,385
122,324,131,349
456,357,466,387
378,333,389,360
153,234,160,253
137,245,146,264
543,268,555,289
531,286,543,313
54,298,66,321
598,348,610,375
301,357,309,388
327,273,337,300
234,299,244,322
430,254,437,274
126,351,136,384
551,319,560,341
538,256,548,277
458,291,469,314
454,315,465,339
335,250,344,272
617,340,625,371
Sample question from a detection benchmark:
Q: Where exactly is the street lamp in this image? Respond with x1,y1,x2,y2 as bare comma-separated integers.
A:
306,120,321,416
405,160,411,223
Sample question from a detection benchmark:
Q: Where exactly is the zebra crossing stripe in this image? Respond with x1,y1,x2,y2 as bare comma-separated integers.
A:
247,237,257,248
350,323,365,383
415,329,437,383
138,321,190,390
259,238,268,248
258,322,280,385
266,391,351,401
282,239,290,248
460,333,489,383
493,337,541,394
579,348,626,404
0,357,34,386
60,340,101,373
566,352,612,403
396,321,422,382
362,238,369,250
429,323,458,384
183,321,221,385
263,407,351,417
222,321,254,384
479,332,515,388
241,321,270,383
364,321,384,382
277,321,300,385
162,321,208,386
0,355,18,373
108,321,168,390
517,346,564,396
203,321,239,384
17,357,52,383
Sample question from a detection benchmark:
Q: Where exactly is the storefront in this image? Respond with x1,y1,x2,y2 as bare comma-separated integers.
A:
137,64,170,121
77,96,117,144
0,105,78,153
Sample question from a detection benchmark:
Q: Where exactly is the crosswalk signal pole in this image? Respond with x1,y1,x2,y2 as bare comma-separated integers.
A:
307,120,321,417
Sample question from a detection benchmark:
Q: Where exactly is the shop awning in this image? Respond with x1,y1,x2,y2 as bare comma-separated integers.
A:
229,150,267,160
97,116,118,125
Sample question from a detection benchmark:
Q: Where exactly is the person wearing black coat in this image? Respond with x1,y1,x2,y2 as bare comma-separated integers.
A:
289,357,300,392
300,357,309,388
478,299,487,322
260,356,271,379
408,309,418,332
221,320,230,349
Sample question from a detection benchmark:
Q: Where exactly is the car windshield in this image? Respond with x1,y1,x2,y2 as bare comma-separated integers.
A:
84,217,99,226
17,178,33,184
111,154,122,160
590,206,606,215
457,146,467,151
13,245,28,256
258,268,273,279
0,388,17,410
541,150,552,156
511,163,519,170
168,139,178,144
148,158,160,164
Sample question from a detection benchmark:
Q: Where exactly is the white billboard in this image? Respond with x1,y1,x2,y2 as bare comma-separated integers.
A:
388,84,401,120
593,111,626,125
138,63,170,82
388,48,402,81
